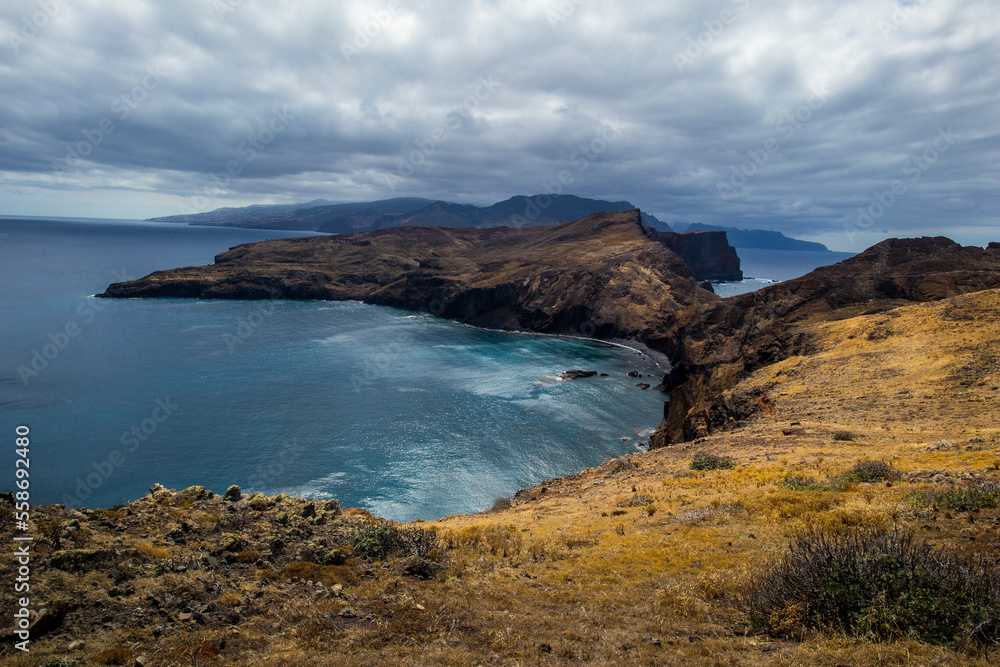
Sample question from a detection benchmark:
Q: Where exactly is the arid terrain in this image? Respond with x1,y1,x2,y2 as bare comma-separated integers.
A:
2,286,999,665
5,223,1000,665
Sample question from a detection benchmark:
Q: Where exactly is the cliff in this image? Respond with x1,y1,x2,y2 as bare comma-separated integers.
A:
101,210,735,339
685,223,830,252
648,236,1000,447
649,229,743,281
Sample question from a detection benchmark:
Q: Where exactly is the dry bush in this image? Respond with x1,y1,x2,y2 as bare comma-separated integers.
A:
691,452,736,471
94,647,132,665
746,528,1000,648
490,497,514,512
841,460,901,483
130,539,171,560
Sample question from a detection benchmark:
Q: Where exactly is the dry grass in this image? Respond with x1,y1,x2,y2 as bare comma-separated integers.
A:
1,290,999,665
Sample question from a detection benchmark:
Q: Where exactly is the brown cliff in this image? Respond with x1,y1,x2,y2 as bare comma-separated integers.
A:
648,236,1000,447
101,210,733,340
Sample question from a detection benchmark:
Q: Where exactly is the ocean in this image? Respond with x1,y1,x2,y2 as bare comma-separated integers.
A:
0,218,853,520
1,217,669,520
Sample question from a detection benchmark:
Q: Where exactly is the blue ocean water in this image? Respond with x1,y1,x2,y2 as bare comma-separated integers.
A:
712,247,855,297
0,217,666,520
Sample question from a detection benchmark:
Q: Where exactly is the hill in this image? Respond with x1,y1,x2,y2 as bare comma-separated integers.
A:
149,194,672,233
100,211,743,337
684,223,829,252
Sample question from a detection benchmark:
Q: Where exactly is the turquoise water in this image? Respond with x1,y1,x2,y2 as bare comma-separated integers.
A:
0,217,665,520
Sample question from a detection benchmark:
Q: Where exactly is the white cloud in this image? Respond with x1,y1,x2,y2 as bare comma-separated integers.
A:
0,0,997,250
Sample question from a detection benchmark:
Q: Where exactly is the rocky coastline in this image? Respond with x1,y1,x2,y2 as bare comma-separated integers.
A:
102,212,1000,450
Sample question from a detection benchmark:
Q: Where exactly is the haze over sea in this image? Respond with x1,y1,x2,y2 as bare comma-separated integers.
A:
0,217,851,520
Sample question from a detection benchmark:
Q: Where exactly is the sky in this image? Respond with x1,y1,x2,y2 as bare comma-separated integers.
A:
1,0,997,251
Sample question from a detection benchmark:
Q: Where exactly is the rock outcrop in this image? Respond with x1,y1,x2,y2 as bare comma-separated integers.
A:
648,236,1000,447
648,229,743,281
101,210,733,340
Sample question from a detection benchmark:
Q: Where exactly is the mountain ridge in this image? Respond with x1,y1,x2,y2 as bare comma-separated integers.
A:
148,194,672,233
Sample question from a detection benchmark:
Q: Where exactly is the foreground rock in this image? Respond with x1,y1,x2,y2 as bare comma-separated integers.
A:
101,210,738,339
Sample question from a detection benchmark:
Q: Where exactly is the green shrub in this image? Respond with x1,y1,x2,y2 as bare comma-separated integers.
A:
841,460,900,483
783,474,822,491
832,431,854,441
745,528,1000,647
348,519,440,561
690,452,736,471
909,482,1000,512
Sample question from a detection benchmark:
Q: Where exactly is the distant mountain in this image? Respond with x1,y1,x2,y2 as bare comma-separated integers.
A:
682,224,829,252
149,198,435,230
149,195,671,233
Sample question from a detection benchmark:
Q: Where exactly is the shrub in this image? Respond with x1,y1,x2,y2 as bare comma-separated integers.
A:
909,481,1000,512
833,431,854,441
490,497,514,512
95,647,132,665
782,474,821,491
617,494,654,507
348,519,440,561
745,528,1000,647
690,452,736,471
35,517,63,547
841,460,900,483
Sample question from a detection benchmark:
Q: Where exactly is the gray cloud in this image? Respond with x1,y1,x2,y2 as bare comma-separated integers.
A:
1,0,997,249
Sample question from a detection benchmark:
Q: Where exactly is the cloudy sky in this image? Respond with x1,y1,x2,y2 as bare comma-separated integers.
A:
1,0,997,250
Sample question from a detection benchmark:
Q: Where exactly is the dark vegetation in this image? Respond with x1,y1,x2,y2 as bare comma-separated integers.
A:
746,529,1000,649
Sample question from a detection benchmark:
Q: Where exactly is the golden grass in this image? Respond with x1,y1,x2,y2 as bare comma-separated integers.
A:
3,291,998,666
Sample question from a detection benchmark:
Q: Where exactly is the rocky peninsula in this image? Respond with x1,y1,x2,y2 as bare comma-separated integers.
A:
100,210,741,337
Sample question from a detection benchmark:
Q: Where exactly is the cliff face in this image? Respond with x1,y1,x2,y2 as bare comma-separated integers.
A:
648,236,1000,447
101,210,732,341
650,229,743,281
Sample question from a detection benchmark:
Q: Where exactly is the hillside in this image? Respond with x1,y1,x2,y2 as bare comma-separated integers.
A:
3,288,998,665
149,194,671,233
100,211,743,337
648,238,1000,446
